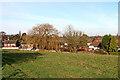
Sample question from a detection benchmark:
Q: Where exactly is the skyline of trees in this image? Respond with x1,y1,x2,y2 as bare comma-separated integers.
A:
0,24,119,53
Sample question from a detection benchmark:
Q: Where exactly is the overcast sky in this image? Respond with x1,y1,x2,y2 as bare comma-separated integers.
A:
0,2,118,36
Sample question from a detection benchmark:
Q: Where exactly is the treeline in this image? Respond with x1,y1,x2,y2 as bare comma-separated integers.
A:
22,24,88,52
3,23,118,53
22,23,119,53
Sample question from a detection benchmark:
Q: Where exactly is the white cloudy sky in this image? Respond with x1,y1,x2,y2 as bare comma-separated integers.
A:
0,2,118,36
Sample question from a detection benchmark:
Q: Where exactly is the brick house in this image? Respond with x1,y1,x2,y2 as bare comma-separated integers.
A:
21,41,33,49
88,36,102,51
3,40,17,47
89,40,101,50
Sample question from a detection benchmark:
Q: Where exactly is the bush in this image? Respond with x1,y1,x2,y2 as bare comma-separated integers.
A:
94,49,107,54
109,52,120,55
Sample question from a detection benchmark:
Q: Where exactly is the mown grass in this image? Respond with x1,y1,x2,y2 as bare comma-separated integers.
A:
2,50,118,78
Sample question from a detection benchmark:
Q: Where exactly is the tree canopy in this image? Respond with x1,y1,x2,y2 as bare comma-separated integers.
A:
101,35,110,52
101,34,118,53
26,24,60,50
63,25,88,52
108,36,118,52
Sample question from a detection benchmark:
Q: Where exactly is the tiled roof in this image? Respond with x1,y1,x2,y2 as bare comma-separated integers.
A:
90,40,101,47
4,40,17,44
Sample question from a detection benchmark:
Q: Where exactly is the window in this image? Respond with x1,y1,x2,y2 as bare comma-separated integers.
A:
11,44,15,47
64,43,67,46
30,45,32,47
60,45,63,48
4,44,7,46
8,44,10,46
28,45,32,47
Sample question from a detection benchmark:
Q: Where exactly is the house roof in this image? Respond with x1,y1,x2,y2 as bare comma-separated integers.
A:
4,40,17,44
88,36,103,47
90,40,101,47
87,39,93,43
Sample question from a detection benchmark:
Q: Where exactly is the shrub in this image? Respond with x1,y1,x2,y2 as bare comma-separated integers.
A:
109,52,120,55
94,49,107,54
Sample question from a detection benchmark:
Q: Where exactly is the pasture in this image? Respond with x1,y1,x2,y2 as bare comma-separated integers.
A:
2,50,118,78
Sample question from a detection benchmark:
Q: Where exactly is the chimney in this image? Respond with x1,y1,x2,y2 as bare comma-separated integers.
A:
8,37,9,40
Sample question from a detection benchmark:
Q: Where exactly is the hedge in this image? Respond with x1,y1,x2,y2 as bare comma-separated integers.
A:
109,52,120,55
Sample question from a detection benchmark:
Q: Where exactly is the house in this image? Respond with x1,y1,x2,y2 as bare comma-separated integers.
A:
3,40,17,47
2,40,19,49
87,38,93,46
21,41,33,50
88,36,102,51
89,40,101,50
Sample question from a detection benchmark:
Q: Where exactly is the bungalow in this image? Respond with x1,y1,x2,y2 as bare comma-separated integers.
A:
21,41,33,50
4,40,17,47
2,40,19,49
89,41,101,50
88,37,102,51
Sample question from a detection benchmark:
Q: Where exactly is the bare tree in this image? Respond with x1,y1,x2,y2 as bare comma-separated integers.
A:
63,25,88,53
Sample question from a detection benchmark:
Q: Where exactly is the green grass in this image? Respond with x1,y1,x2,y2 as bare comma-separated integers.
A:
2,50,118,78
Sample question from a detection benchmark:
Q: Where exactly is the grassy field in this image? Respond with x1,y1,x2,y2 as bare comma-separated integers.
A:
2,50,118,78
